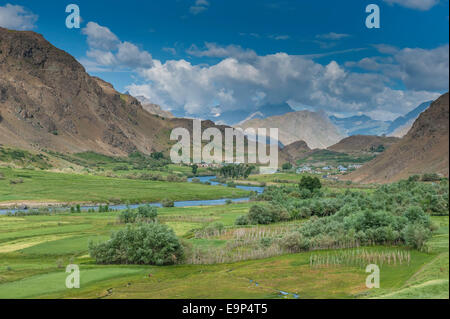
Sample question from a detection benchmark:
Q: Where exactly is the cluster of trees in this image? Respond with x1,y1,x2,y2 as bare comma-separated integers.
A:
236,204,290,225
89,223,184,265
236,178,448,250
90,205,185,265
119,205,158,223
219,164,255,179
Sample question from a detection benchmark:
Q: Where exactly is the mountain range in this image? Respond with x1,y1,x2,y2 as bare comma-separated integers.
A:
212,102,295,125
330,101,432,137
238,110,345,149
345,93,449,183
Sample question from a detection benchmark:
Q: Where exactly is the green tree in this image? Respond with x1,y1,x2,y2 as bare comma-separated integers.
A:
192,164,198,175
89,223,184,265
299,176,322,192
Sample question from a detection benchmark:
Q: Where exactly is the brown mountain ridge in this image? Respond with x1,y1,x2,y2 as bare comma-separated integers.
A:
344,93,449,184
0,27,229,157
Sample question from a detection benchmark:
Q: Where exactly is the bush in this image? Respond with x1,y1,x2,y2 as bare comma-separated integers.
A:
422,173,441,182
119,205,158,223
89,223,184,265
248,204,274,224
282,163,293,170
299,176,321,192
408,175,420,182
402,223,431,250
161,199,175,208
280,232,310,252
235,215,250,225
203,222,225,236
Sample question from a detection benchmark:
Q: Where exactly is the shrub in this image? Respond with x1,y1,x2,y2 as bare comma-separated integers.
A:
408,175,420,182
248,204,274,224
282,163,293,170
9,178,24,184
299,176,322,192
119,205,158,223
203,222,225,236
402,223,431,250
227,181,236,188
235,215,250,225
161,199,175,208
89,223,184,265
422,173,441,182
280,232,310,252
260,237,273,247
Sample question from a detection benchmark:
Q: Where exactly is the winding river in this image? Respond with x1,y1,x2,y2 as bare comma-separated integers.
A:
0,176,264,215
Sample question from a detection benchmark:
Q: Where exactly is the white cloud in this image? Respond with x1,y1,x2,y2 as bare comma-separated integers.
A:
0,4,38,30
163,47,177,55
269,34,290,40
395,45,449,91
190,0,210,15
81,22,153,71
82,22,119,51
316,32,351,40
125,45,441,120
383,0,440,10
347,45,449,91
187,42,257,60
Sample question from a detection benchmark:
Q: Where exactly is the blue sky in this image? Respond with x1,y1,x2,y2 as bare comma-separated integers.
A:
0,0,448,120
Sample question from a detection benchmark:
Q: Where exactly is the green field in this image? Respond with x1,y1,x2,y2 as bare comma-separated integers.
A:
0,167,249,205
0,203,447,299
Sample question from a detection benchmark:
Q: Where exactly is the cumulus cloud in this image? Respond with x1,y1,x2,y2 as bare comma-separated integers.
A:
347,45,449,91
190,0,210,15
82,22,119,51
0,4,38,30
81,22,153,70
383,0,440,10
125,44,441,120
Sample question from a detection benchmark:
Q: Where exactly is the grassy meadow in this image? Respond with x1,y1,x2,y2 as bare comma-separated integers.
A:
0,203,447,299
0,148,448,299
0,167,249,206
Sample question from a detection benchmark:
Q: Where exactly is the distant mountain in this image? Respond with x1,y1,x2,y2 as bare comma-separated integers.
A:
330,101,432,137
238,110,345,149
134,96,174,119
344,93,449,184
280,140,311,162
330,115,391,136
214,102,295,125
386,101,432,136
328,135,400,154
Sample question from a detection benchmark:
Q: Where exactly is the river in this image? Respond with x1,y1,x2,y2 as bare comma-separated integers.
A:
0,176,264,215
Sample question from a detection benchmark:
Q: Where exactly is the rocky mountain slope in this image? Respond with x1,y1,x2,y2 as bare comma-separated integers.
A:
238,110,345,149
328,135,400,154
0,27,228,157
344,93,449,184
134,95,174,119
280,140,311,162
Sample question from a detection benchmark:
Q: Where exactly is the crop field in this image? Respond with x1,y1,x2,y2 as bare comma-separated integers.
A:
0,201,447,299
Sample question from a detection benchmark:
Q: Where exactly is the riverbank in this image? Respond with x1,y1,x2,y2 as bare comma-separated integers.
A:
0,168,251,211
